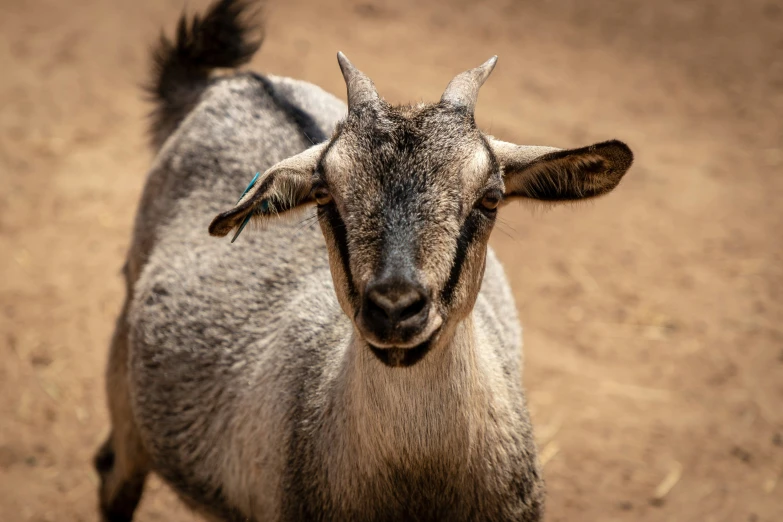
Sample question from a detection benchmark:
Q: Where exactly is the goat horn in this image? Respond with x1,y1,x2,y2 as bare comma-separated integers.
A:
337,52,380,110
440,56,498,111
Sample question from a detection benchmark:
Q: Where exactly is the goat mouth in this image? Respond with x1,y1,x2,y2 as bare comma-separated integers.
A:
368,340,433,368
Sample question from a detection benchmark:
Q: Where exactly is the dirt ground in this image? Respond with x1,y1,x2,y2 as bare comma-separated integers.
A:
1,0,782,520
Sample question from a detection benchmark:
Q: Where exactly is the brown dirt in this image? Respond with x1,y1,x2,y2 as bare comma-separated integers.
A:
1,0,782,520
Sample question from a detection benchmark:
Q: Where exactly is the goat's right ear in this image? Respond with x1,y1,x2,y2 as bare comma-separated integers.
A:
209,142,328,240
489,138,633,202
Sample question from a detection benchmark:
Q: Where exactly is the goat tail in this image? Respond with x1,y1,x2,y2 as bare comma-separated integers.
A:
146,0,264,150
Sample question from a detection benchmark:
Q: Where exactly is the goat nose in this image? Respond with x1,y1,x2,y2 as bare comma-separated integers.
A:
362,280,430,341
367,285,427,322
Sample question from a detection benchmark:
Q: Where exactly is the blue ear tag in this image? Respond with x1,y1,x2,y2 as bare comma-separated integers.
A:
230,172,260,244
237,172,260,203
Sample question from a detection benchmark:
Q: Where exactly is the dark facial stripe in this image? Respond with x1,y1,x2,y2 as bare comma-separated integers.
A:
319,205,358,304
377,194,419,283
440,211,483,307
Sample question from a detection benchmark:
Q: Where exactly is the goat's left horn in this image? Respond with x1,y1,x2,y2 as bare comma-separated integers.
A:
337,52,380,110
440,56,498,111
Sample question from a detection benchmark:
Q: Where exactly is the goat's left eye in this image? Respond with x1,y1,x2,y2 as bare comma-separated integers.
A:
479,193,501,211
312,187,332,206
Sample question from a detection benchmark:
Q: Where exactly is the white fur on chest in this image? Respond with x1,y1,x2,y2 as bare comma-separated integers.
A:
319,324,521,510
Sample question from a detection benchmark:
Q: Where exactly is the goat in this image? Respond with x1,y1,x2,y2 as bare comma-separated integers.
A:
93,0,633,520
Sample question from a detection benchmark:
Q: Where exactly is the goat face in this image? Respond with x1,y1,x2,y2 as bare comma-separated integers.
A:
209,54,634,367
314,102,500,365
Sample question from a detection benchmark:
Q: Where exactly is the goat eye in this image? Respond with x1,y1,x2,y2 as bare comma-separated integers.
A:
480,193,501,211
312,187,332,206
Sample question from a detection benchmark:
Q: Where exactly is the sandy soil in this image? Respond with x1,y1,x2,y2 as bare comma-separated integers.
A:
1,0,782,520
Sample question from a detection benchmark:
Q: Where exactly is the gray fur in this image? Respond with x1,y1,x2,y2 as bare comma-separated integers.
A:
123,73,542,521
96,2,633,521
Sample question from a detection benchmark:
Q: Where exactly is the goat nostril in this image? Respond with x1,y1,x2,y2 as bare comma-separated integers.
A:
365,292,388,318
398,296,426,321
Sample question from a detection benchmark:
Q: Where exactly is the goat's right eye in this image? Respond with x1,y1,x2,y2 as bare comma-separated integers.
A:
478,190,503,212
312,187,332,206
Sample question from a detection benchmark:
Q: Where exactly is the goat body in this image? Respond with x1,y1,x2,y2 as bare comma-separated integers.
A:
96,1,633,521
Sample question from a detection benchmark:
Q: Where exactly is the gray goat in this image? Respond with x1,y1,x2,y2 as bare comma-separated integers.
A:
94,0,633,520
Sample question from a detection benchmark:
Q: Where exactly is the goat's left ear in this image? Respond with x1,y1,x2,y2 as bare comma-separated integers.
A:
209,142,328,239
489,138,633,201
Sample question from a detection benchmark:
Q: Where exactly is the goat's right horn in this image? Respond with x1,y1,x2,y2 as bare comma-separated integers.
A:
337,52,380,110
440,56,498,112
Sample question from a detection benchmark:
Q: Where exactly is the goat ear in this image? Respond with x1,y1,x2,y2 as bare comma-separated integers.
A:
489,138,633,201
209,142,328,240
